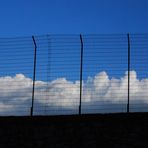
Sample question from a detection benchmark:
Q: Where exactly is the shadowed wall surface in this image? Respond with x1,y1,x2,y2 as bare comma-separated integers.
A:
0,113,148,147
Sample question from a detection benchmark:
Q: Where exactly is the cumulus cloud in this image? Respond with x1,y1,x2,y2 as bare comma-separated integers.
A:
0,71,148,116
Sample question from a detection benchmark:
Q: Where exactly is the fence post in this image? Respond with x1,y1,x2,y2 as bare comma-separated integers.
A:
127,33,130,113
31,36,37,116
79,34,84,115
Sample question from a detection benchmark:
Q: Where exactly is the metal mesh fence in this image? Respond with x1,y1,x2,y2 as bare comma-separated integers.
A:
34,35,81,115
82,34,128,113
0,34,147,116
130,34,148,112
0,37,34,115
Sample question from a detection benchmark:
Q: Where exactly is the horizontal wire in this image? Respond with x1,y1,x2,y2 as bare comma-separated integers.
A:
0,34,148,115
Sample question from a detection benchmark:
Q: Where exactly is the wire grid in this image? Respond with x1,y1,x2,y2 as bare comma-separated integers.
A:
0,34,148,116
130,34,148,112
0,37,34,115
81,34,128,113
34,35,81,115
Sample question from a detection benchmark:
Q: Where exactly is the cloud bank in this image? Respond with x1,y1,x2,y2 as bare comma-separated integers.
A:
0,71,148,116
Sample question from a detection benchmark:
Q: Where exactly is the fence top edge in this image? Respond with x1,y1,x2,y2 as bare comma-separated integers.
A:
1,33,148,40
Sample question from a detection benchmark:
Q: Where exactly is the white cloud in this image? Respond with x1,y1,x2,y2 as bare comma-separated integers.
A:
0,71,148,115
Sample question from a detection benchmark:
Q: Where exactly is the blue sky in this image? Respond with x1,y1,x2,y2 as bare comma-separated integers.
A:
0,0,148,37
0,0,148,81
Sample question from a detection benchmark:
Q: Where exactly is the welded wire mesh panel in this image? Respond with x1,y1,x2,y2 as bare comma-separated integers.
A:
0,34,148,116
82,34,128,113
34,35,81,115
32,35,49,115
0,37,34,116
130,34,148,112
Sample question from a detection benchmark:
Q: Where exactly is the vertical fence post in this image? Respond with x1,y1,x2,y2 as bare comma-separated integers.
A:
127,33,130,113
31,36,37,116
79,34,84,115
